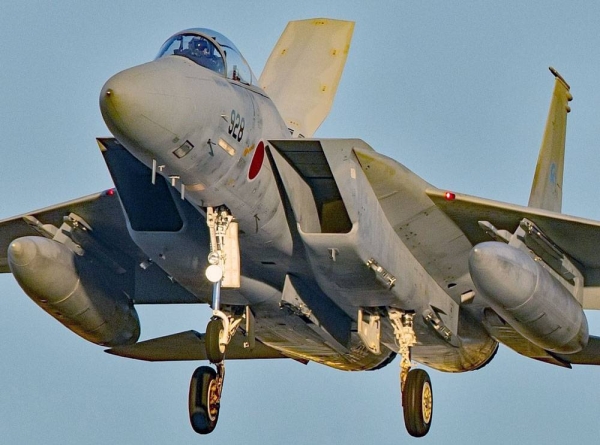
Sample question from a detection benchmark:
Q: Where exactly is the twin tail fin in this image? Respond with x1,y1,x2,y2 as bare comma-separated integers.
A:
528,67,573,213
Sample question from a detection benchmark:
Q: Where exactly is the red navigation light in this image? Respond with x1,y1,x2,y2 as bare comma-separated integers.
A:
444,191,456,201
105,188,116,197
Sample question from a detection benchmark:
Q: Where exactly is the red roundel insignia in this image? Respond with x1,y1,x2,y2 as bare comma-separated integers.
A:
248,141,265,180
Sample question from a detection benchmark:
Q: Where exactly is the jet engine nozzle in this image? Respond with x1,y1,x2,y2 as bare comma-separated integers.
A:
8,236,140,347
469,241,588,354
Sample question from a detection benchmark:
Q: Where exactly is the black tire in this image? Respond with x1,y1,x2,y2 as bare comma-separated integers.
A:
189,366,219,434
402,368,433,437
205,318,225,363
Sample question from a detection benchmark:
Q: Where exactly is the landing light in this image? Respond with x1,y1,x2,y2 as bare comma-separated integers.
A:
206,264,223,283
444,191,456,201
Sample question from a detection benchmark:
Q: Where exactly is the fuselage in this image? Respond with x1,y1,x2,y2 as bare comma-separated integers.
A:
100,28,497,372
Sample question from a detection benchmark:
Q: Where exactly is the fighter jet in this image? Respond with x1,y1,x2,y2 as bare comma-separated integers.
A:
1,18,599,438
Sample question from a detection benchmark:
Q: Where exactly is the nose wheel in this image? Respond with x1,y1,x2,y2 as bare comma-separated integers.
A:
189,363,225,435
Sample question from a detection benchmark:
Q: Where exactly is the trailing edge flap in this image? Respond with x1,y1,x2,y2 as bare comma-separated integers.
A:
528,68,572,213
427,188,600,286
105,330,289,362
260,18,354,138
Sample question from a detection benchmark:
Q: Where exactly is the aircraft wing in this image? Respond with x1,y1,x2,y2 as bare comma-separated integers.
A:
0,191,142,273
426,188,600,287
338,144,600,364
0,190,199,304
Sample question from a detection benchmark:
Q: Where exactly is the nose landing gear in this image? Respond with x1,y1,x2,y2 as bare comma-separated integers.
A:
205,312,243,364
205,318,226,363
189,206,241,435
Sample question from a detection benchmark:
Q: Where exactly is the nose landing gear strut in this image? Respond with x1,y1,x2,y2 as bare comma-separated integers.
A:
189,206,241,435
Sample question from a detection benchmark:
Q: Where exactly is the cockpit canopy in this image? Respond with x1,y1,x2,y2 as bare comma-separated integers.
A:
156,28,257,85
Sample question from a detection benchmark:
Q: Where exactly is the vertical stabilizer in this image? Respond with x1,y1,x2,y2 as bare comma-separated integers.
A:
259,18,354,138
528,67,573,213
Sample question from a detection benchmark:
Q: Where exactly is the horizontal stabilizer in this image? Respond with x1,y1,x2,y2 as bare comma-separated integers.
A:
484,310,600,367
555,335,600,365
105,330,289,362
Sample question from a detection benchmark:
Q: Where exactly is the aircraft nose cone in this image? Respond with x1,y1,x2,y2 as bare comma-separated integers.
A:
100,58,195,153
7,237,38,268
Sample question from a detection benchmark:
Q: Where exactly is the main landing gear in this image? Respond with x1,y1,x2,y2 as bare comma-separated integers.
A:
389,309,433,437
189,207,241,435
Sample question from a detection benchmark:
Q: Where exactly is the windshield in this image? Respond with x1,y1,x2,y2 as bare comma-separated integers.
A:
156,28,257,85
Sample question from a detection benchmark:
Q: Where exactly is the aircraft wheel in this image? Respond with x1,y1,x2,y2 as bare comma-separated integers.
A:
205,318,226,363
402,368,433,437
189,366,220,434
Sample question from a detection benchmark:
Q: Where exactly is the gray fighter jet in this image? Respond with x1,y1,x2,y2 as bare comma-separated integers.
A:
2,19,599,438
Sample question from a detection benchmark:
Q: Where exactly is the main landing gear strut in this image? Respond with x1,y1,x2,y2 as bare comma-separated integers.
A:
189,207,241,435
389,309,433,437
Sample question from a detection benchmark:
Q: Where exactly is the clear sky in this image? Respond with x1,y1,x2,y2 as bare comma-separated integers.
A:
2,1,600,444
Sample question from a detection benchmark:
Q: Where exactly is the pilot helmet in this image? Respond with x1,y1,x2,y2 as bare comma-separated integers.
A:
189,37,210,54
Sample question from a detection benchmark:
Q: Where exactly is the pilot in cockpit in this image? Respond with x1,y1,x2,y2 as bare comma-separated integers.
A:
189,37,210,58
186,37,224,74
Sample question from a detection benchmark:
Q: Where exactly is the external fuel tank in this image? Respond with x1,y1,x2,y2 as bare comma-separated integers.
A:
7,236,139,347
469,241,587,354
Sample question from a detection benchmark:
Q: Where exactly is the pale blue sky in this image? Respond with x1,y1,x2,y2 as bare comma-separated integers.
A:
2,1,600,444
